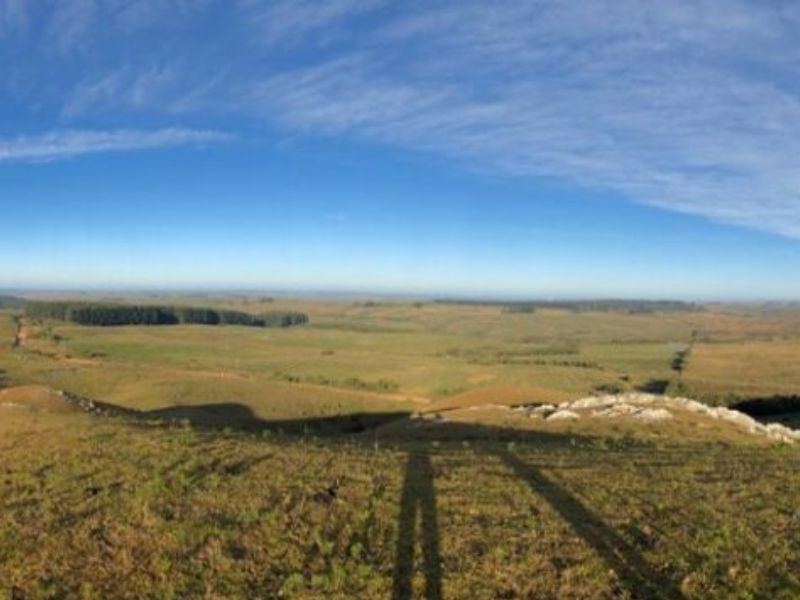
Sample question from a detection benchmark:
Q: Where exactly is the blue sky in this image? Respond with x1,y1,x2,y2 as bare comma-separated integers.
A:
2,1,800,299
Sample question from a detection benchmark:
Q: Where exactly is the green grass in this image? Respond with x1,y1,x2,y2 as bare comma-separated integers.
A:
2,300,800,598
1,409,798,599
680,339,800,402
7,300,800,406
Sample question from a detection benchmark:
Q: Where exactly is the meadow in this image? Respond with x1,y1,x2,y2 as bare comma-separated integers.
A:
6,298,800,410
2,298,800,599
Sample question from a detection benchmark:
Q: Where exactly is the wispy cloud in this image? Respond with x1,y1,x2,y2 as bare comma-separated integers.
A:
248,1,800,238
61,64,181,117
5,1,800,237
0,0,27,37
0,128,232,163
44,0,98,54
236,0,386,45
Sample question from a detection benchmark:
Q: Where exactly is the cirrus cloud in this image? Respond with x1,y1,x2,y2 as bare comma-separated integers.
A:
0,128,232,163
4,0,800,237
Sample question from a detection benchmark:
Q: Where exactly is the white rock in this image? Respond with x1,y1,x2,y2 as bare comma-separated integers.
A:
503,391,797,443
546,409,581,421
592,403,640,418
634,408,673,422
569,396,615,410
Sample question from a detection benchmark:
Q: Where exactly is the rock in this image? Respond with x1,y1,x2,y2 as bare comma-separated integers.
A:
569,396,616,410
551,392,799,443
593,403,640,418
546,409,581,421
634,408,673,422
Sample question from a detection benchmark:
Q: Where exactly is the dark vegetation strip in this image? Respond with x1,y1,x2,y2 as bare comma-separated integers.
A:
272,371,400,393
671,346,691,373
0,295,26,309
442,346,601,368
25,301,308,328
474,357,603,369
443,344,580,359
435,298,702,313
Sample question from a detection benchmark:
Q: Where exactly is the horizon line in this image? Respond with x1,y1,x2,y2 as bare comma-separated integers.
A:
3,287,799,305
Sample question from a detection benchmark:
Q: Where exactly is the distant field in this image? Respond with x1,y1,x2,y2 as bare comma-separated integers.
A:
4,299,800,414
680,339,800,401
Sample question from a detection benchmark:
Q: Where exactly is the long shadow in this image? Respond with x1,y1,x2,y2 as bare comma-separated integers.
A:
731,395,800,428
496,448,686,600
61,391,411,436
56,392,694,598
636,379,670,394
392,447,442,600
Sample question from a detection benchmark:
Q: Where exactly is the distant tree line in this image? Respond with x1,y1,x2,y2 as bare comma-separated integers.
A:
25,301,308,328
435,299,701,313
0,295,26,309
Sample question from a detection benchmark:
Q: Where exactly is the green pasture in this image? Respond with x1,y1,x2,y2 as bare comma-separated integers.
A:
4,301,800,414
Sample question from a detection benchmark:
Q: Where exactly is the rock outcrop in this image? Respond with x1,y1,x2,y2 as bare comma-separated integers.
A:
515,392,800,444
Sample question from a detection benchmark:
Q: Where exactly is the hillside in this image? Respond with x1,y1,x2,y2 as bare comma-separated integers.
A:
2,300,800,598
2,385,799,599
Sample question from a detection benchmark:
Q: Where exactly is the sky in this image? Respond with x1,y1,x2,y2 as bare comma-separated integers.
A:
2,0,800,300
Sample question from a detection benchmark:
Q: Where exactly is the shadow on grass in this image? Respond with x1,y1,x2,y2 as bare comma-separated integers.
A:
64,393,690,599
731,395,800,428
392,448,442,600
636,379,670,394
63,391,411,436
496,448,686,600
183,452,275,486
146,402,412,435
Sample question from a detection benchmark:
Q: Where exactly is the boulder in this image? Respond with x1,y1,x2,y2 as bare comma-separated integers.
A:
546,409,581,421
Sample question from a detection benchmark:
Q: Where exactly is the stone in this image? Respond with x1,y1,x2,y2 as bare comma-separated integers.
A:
634,408,673,422
546,409,581,421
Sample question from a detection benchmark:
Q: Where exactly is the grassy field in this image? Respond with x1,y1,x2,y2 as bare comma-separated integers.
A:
5,299,800,408
1,403,799,599
2,298,800,599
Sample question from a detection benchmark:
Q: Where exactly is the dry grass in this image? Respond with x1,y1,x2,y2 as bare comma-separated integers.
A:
2,301,800,598
681,340,800,401
1,404,799,600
